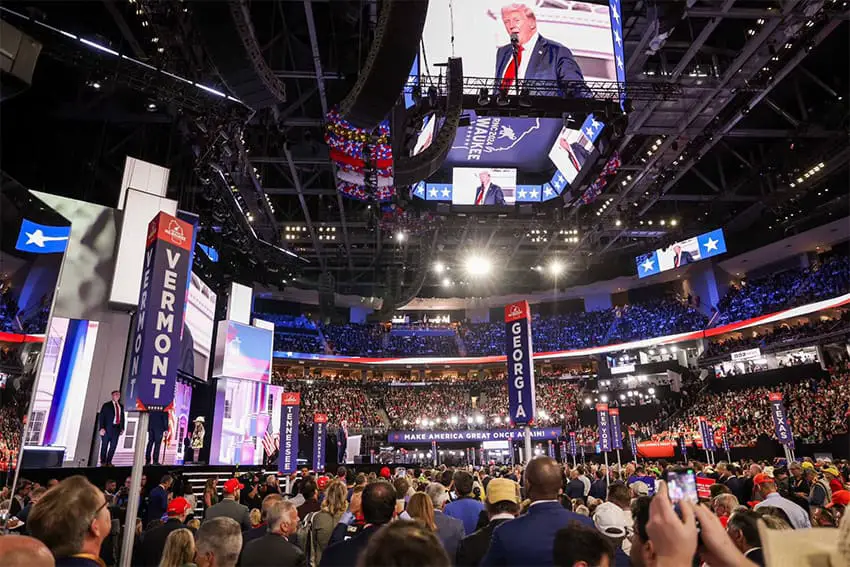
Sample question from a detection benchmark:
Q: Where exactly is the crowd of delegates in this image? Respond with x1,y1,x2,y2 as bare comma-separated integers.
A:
653,371,850,446
606,299,707,345
385,334,459,357
273,333,325,354
255,313,318,330
716,255,850,325
320,323,386,356
705,309,850,358
2,456,848,567
286,380,385,432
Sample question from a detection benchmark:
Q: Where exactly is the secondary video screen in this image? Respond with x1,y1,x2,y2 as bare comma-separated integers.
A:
212,320,273,383
412,113,437,156
178,272,217,381
636,229,728,279
451,167,517,205
548,124,595,185
421,0,618,88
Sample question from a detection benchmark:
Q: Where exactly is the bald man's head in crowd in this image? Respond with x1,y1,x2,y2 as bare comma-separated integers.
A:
0,534,55,567
525,456,563,501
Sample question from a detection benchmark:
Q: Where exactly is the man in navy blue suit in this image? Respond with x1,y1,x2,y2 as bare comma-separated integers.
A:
494,3,590,98
481,456,593,566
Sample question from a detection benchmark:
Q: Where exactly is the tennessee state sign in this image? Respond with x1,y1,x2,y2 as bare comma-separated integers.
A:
504,300,536,425
124,212,193,412
279,392,300,474
609,408,623,450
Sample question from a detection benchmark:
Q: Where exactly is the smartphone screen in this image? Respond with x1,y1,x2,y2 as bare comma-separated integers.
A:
666,469,698,505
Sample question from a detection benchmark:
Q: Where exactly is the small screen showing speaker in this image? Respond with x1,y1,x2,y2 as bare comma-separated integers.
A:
451,167,517,206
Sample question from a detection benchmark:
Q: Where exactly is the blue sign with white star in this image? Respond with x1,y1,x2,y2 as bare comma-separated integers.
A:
425,183,453,201
412,181,426,199
515,185,542,202
580,115,605,145
609,0,626,105
550,171,568,193
15,219,71,254
636,228,728,279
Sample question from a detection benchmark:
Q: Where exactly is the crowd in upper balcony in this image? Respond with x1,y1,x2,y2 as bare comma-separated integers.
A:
715,255,850,325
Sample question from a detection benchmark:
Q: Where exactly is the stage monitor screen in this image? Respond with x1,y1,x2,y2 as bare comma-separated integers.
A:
451,167,517,205
548,117,600,184
179,272,217,381
635,229,728,279
212,320,273,383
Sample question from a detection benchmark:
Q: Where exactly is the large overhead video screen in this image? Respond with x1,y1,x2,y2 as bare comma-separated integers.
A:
636,229,728,279
212,320,273,383
420,0,622,171
420,0,619,88
451,167,517,205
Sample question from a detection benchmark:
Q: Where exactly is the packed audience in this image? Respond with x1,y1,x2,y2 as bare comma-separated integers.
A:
273,332,325,354
716,255,850,325
2,455,847,567
285,380,385,432
385,334,459,357
321,323,386,356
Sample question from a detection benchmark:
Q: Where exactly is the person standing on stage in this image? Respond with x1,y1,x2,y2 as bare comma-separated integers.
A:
98,390,124,467
146,410,169,466
336,420,348,464
191,416,206,463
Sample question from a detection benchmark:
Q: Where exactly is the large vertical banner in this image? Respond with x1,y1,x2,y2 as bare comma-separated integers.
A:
629,432,639,457
679,435,689,460
504,301,535,425
719,427,730,453
569,432,577,457
609,408,623,450
279,392,300,474
697,417,716,450
313,413,328,472
768,393,794,446
596,403,611,453
124,213,193,411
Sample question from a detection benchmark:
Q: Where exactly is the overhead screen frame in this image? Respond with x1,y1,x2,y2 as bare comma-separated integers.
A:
635,229,729,279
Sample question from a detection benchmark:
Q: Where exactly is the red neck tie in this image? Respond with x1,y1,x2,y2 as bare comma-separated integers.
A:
114,401,120,425
475,186,485,205
501,45,524,91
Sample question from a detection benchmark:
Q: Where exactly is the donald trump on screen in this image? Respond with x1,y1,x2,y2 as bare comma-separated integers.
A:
495,2,590,97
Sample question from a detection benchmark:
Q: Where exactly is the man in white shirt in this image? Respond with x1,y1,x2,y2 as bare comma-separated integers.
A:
752,473,811,529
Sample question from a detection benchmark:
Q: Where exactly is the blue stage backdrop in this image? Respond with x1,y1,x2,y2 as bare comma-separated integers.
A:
388,428,561,444
505,300,536,425
124,213,193,412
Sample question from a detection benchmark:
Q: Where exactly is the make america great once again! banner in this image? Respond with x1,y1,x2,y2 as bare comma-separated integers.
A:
387,428,562,444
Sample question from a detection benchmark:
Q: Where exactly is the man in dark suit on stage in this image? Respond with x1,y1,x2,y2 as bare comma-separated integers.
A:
672,244,695,268
495,3,590,98
480,456,593,566
336,420,348,464
98,390,124,466
146,410,169,465
474,171,506,206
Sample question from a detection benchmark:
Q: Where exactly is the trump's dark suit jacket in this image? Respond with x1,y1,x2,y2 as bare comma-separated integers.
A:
479,501,593,566
495,35,590,97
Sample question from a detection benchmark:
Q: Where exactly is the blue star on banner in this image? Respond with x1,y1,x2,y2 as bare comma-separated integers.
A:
696,228,727,259
412,181,426,199
636,250,661,279
515,185,542,202
426,183,453,201
541,183,558,201
580,114,605,144
609,0,626,104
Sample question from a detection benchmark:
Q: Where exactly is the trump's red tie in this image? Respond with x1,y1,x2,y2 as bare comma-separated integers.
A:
501,45,524,91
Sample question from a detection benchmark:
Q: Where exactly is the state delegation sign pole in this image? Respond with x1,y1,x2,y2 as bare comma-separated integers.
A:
504,301,536,465
119,213,193,567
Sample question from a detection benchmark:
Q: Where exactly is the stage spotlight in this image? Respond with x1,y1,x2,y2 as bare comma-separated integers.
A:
464,255,492,277
477,87,491,105
433,261,445,273
548,260,564,276
441,277,452,287
395,231,406,242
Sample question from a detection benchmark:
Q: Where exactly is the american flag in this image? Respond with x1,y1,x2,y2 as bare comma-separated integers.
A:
262,418,279,457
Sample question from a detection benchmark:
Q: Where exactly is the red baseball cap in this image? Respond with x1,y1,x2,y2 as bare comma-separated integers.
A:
223,478,244,494
167,497,192,516
317,476,330,491
753,473,774,486
379,466,391,479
